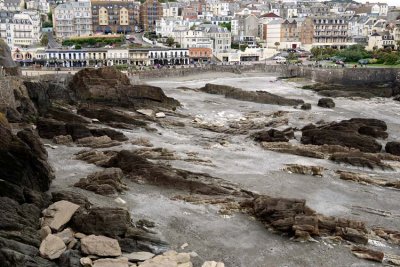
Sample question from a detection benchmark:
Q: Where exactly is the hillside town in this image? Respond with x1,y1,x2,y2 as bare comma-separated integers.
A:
1,0,400,67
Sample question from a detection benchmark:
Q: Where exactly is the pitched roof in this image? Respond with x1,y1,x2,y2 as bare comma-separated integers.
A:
260,12,280,18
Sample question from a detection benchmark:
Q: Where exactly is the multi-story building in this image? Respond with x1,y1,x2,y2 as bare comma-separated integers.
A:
189,47,212,63
91,1,139,34
231,14,259,40
172,29,213,49
54,1,92,39
199,24,230,53
161,2,179,19
0,0,23,12
301,16,350,50
367,31,395,51
26,0,50,15
0,10,41,47
140,0,163,32
182,7,197,20
148,47,189,65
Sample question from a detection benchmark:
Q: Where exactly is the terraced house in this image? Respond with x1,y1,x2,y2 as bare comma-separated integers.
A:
53,1,92,38
140,0,163,32
91,0,140,34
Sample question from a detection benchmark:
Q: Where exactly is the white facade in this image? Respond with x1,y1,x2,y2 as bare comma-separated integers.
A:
0,11,41,48
155,18,202,37
26,0,50,15
53,1,92,39
162,2,179,18
266,20,281,48
209,2,230,16
172,29,213,49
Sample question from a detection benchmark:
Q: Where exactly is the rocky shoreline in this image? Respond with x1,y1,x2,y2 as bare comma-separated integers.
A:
1,41,400,266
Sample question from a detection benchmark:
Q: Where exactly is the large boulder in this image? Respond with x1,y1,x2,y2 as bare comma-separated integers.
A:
69,67,180,109
317,98,335,108
90,128,128,141
41,200,80,231
71,207,132,237
80,235,122,257
65,123,92,141
39,234,67,260
301,118,386,153
0,39,20,75
17,129,48,161
37,118,67,139
386,142,400,156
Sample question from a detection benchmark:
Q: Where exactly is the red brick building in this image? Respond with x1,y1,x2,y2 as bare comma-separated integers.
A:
189,47,212,63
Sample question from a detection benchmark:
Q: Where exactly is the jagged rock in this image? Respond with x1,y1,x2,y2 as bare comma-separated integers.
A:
261,142,325,159
47,106,89,124
53,135,73,145
71,207,132,237
75,149,113,165
105,150,241,196
76,135,120,148
81,235,122,257
337,227,368,244
350,246,384,262
336,171,390,187
252,128,293,142
69,67,180,109
52,191,92,209
41,200,80,231
123,251,155,262
199,83,304,106
17,129,48,161
39,234,67,260
37,118,67,139
317,98,335,108
202,261,225,267
78,107,147,126
329,152,392,170
74,168,126,196
301,119,383,153
90,128,128,141
300,103,311,110
0,124,54,202
65,123,92,141
93,257,129,267
284,164,325,176
386,142,400,156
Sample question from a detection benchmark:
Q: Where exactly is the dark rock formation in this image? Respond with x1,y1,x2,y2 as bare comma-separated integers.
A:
317,98,335,108
37,118,67,139
301,118,386,153
199,83,304,106
51,191,92,209
69,67,180,109
0,124,54,202
252,128,294,142
104,150,242,195
300,103,311,110
65,123,92,141
71,207,132,237
0,39,20,75
90,128,128,141
74,168,127,195
385,142,400,156
329,152,392,170
78,107,147,126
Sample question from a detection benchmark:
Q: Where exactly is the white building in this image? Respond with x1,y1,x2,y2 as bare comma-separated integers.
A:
367,31,394,50
0,0,23,12
0,10,41,47
162,2,179,19
199,24,231,53
53,1,92,39
155,18,202,37
26,0,50,15
172,29,213,49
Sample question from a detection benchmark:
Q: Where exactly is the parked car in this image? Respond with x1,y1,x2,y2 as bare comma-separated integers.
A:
275,56,287,64
335,60,345,65
358,59,370,65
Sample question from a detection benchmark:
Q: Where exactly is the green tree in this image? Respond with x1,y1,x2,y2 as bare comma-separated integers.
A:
220,22,231,31
43,21,53,28
166,37,175,47
40,34,48,46
274,42,280,49
48,11,52,22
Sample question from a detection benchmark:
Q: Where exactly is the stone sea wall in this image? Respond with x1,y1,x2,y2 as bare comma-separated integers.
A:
131,64,399,86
